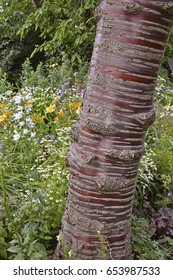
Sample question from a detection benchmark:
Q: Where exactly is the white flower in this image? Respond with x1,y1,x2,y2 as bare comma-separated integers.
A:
56,235,60,241
13,132,20,141
14,112,23,120
25,105,32,113
31,132,36,137
26,117,34,128
25,88,33,100
14,96,22,104
23,128,29,134
19,121,25,127
17,105,23,111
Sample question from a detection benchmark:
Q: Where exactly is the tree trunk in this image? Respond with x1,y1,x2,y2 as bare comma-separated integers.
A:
54,0,173,260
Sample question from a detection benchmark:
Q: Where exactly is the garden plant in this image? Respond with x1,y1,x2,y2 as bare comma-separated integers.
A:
0,0,173,260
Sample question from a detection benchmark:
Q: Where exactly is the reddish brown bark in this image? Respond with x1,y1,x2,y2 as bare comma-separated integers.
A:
54,0,173,259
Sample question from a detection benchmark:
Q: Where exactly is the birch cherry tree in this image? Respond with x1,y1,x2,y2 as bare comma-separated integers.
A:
54,0,173,260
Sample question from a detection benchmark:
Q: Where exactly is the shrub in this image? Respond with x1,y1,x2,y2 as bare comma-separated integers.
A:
135,73,173,209
132,215,173,260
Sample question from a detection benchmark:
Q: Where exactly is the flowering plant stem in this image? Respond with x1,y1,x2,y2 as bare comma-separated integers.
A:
0,167,23,249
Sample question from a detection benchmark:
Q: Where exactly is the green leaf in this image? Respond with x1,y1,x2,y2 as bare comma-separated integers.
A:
0,248,7,259
7,245,22,253
39,235,52,240
14,253,25,260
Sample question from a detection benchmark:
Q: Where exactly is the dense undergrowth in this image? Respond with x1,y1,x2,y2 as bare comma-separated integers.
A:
0,60,173,260
132,70,173,259
0,60,82,259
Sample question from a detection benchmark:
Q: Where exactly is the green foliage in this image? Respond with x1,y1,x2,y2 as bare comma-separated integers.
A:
135,147,157,208
0,68,12,93
131,215,173,260
0,61,82,259
18,0,99,66
0,221,8,259
0,0,44,84
155,71,173,106
134,70,173,260
0,7,173,258
1,57,173,260
10,0,99,75
135,73,173,209
145,105,173,207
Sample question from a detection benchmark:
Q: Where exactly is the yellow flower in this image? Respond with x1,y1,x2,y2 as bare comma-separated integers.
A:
46,104,56,113
32,115,45,123
52,97,59,104
0,103,6,109
4,109,12,117
68,101,82,114
57,109,64,117
38,116,46,123
31,116,36,122
54,117,59,123
69,102,81,110
0,114,7,122
76,106,81,115
24,100,33,107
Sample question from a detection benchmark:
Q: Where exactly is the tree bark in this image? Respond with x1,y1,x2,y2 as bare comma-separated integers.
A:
54,0,173,260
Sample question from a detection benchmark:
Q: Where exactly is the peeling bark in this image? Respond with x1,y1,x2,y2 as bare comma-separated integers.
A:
54,0,173,260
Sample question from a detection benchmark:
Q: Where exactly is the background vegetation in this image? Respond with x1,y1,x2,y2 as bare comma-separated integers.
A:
0,0,173,259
